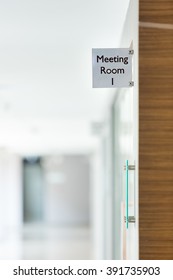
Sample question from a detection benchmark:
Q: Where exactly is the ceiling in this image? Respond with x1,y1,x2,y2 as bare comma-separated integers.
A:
0,0,130,155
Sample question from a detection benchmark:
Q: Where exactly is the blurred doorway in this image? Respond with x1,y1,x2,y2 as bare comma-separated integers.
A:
20,154,92,260
23,157,43,222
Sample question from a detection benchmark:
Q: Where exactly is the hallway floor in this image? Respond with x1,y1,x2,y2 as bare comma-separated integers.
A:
0,223,92,260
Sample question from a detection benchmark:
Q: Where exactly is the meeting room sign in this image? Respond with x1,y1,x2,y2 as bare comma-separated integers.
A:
92,48,134,88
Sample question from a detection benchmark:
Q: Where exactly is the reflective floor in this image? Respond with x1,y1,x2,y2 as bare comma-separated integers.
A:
0,223,92,260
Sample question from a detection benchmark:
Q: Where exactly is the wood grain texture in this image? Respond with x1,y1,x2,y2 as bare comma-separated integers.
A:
139,0,173,24
139,26,173,259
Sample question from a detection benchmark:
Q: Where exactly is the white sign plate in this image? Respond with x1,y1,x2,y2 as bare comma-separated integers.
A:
92,48,133,88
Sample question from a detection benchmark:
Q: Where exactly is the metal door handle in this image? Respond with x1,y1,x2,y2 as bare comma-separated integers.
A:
124,160,135,229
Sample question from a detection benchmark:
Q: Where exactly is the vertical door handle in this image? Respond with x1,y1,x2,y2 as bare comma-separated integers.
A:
124,160,135,229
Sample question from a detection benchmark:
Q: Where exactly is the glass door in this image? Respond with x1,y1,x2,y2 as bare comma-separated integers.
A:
113,87,138,259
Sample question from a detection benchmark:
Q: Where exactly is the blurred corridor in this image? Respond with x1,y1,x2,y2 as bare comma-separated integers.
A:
0,153,92,260
0,0,140,260
0,0,172,261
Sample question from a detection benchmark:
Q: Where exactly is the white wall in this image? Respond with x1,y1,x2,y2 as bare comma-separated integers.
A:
90,143,105,259
0,149,22,230
0,149,23,259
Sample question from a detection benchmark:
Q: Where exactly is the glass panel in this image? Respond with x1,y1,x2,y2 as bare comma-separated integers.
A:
113,88,135,259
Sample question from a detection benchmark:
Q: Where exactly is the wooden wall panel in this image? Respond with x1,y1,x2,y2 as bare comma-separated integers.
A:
139,0,173,24
139,26,173,259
